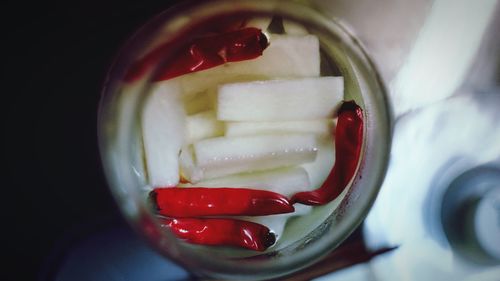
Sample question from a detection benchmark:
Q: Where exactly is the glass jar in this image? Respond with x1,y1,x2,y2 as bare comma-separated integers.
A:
98,0,392,280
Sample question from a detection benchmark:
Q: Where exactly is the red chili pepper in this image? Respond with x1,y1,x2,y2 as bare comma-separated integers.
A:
124,27,268,82
159,217,276,251
291,101,364,205
151,187,294,217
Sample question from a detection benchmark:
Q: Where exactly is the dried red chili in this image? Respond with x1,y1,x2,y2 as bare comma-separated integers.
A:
159,217,275,251
124,27,268,82
151,187,294,217
291,101,364,205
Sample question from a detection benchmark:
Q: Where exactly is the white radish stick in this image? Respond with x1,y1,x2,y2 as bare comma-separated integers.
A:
193,134,318,180
142,81,186,187
283,19,309,35
301,133,336,189
242,204,313,242
248,34,320,77
186,110,224,143
245,16,273,32
185,167,311,198
225,119,334,137
217,77,344,121
178,34,321,97
179,146,203,183
181,74,266,107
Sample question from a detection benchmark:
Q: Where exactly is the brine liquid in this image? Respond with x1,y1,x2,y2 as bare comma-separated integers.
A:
135,17,356,255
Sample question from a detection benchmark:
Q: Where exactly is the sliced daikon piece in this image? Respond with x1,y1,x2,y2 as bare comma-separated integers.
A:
193,134,318,180
149,78,183,96
225,119,334,137
142,81,186,187
245,17,273,31
180,74,267,104
283,19,309,35
116,83,149,187
243,204,313,242
230,34,320,77
188,167,310,198
179,146,204,183
218,76,344,121
150,79,208,112
186,111,224,143
177,34,320,96
301,133,336,189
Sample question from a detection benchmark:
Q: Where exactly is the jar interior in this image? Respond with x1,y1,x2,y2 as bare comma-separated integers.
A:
98,2,391,279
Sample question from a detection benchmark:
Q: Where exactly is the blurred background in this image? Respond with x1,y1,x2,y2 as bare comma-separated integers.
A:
3,0,499,280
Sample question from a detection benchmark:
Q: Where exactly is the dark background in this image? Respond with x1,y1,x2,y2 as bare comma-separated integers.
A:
3,1,180,280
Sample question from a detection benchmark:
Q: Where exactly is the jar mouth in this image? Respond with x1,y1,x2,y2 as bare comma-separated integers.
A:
98,1,392,279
